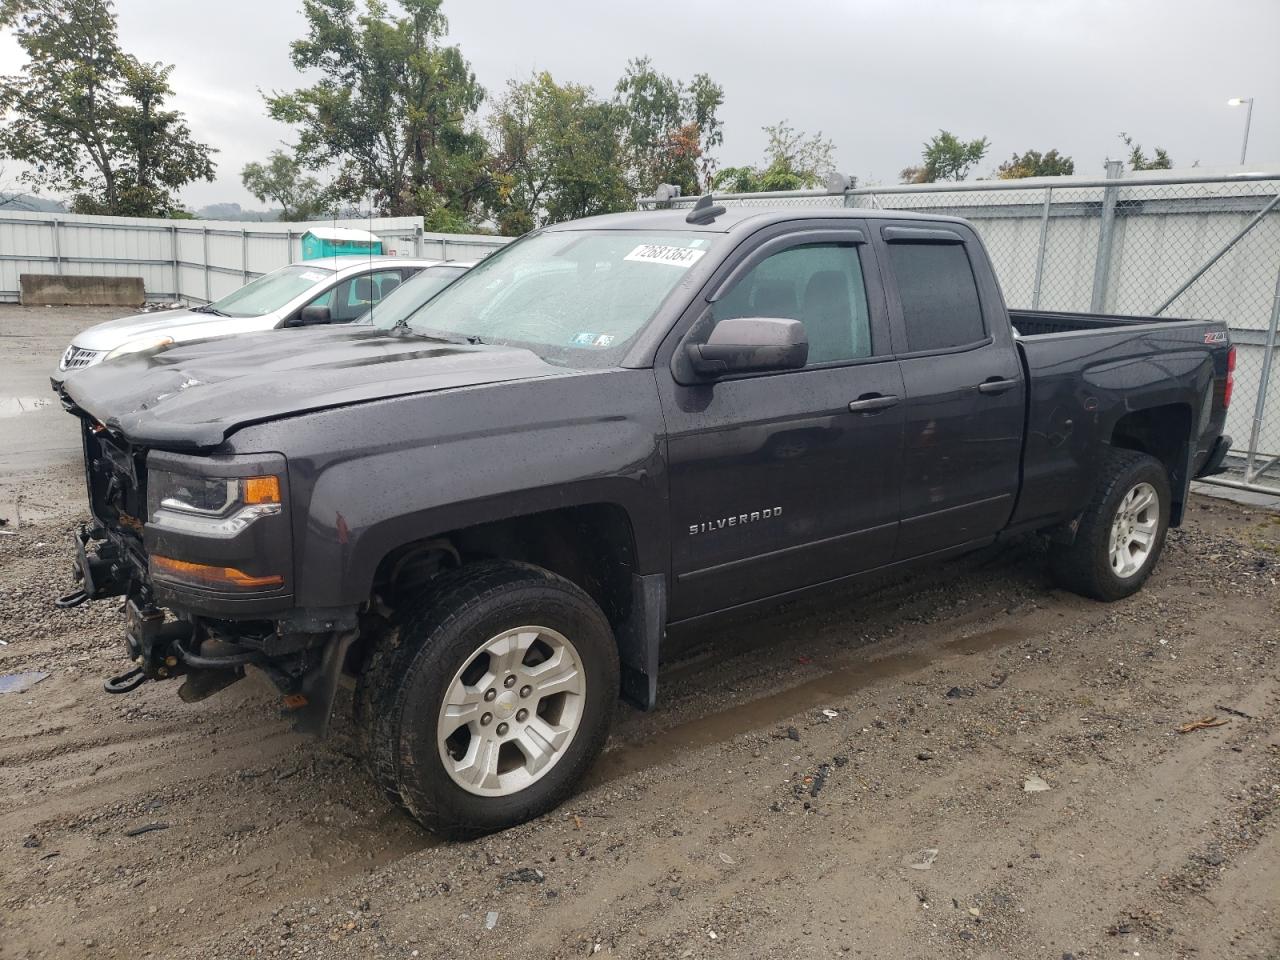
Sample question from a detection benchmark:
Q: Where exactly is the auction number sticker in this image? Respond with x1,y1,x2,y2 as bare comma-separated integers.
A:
624,244,706,268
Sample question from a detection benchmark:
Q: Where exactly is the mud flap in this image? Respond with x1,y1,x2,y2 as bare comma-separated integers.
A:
289,630,359,737
616,573,666,711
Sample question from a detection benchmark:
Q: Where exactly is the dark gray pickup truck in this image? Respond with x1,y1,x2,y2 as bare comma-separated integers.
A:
57,204,1234,836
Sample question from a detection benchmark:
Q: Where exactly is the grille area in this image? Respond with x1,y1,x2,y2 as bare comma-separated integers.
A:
60,345,106,371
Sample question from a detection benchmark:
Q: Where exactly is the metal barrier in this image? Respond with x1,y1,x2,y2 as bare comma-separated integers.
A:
0,211,511,306
641,171,1280,494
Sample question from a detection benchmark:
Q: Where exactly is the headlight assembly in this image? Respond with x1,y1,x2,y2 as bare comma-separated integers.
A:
104,336,175,362
147,469,282,537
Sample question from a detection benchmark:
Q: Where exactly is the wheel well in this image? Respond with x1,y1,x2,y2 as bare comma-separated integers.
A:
1109,403,1192,522
372,504,638,630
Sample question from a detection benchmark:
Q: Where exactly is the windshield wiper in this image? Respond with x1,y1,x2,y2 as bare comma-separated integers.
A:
389,324,483,345
389,325,461,344
192,304,226,316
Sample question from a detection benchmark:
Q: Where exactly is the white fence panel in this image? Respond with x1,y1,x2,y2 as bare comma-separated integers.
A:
0,210,511,304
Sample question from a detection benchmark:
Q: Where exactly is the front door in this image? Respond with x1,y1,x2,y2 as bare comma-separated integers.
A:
658,226,906,621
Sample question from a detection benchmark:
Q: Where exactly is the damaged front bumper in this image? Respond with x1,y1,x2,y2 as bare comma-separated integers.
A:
60,408,366,736
62,521,362,737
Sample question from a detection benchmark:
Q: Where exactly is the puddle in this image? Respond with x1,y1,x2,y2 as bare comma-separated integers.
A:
0,397,53,418
589,625,1028,786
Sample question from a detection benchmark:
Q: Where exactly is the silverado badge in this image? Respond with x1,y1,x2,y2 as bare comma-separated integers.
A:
689,507,782,536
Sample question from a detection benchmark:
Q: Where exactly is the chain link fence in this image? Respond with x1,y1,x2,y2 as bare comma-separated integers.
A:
641,171,1280,495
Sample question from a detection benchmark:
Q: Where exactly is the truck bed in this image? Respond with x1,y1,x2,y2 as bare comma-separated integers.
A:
1008,309,1231,534
1010,308,1186,337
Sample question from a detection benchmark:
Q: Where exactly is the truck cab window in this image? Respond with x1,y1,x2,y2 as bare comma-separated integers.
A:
712,243,872,364
887,242,985,352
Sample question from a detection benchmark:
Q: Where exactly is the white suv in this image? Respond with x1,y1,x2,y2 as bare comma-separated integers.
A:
56,255,446,380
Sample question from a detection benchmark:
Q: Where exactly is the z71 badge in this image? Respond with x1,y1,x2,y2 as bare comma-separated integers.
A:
689,507,782,536
1204,330,1228,344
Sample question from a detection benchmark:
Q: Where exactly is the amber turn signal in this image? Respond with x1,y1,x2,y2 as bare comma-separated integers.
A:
152,554,284,590
243,475,281,505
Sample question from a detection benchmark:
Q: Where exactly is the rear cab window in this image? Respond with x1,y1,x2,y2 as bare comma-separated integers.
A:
884,233,986,353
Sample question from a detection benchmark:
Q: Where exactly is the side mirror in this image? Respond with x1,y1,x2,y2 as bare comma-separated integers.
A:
292,305,331,327
685,317,808,376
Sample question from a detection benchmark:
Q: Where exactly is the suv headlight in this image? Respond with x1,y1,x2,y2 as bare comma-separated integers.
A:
105,336,175,362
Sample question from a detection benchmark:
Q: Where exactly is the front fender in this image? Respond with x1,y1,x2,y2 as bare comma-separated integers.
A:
231,369,670,608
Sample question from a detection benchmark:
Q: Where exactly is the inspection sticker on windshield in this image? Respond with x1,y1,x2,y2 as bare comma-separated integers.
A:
624,244,706,268
572,332,615,347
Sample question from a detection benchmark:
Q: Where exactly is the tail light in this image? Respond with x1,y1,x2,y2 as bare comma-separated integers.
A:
1224,345,1236,409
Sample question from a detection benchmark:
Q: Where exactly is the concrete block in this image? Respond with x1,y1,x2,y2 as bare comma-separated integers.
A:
19,274,145,307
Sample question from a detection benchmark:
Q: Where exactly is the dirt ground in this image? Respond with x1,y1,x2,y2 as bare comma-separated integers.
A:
1,305,1278,960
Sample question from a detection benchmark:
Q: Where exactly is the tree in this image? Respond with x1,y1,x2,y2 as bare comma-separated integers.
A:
712,121,836,193
265,0,491,229
613,57,724,194
1119,133,1172,171
995,148,1075,179
0,163,20,208
487,72,631,235
900,130,990,183
241,150,328,221
0,0,216,215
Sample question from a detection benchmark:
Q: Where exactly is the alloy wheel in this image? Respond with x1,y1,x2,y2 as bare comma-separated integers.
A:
436,625,586,797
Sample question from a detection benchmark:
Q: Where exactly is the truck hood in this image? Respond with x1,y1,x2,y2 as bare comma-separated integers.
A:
61,326,569,449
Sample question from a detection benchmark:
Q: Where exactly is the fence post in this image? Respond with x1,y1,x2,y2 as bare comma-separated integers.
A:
1090,159,1123,313
286,230,294,264
170,225,179,302
241,227,249,284
1030,186,1053,310
51,218,63,275
414,225,423,257
202,226,211,302
1245,265,1280,483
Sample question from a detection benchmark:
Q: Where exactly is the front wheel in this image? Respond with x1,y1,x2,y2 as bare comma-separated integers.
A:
1049,449,1171,601
362,561,619,838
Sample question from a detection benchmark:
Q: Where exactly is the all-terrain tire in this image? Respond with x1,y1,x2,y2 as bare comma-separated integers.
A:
1049,448,1171,601
359,560,618,838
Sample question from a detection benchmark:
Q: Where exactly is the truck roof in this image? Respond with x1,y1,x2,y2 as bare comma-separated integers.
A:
547,205,968,234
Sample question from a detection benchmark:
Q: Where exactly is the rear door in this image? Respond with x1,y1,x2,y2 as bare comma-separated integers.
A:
875,223,1024,559
657,222,906,620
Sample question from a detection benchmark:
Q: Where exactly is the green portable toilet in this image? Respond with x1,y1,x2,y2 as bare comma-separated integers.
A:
300,227,384,260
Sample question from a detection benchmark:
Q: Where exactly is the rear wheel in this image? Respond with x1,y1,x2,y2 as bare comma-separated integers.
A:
361,560,618,838
1049,449,1171,601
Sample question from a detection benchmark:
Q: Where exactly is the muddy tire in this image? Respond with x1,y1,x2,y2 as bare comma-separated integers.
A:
1049,449,1171,601
360,560,618,839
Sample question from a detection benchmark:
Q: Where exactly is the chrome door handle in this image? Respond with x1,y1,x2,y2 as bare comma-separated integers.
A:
977,378,1019,395
848,394,900,413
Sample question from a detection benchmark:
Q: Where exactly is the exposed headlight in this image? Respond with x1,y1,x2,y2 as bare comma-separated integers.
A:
104,336,175,362
147,469,282,536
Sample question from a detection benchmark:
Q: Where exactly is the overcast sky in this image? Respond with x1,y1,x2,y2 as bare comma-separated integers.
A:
2,0,1277,209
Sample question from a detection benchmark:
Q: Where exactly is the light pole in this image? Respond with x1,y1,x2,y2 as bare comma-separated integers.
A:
1228,97,1254,164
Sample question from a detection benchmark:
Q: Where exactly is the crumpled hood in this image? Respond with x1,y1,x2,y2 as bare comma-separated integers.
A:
62,326,569,449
